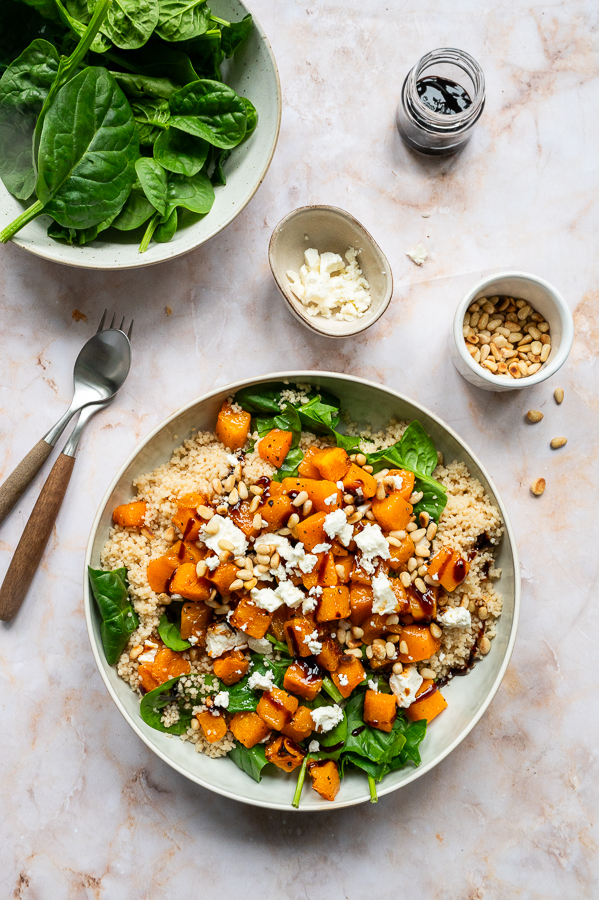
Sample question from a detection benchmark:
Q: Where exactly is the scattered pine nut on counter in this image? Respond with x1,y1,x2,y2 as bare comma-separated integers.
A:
463,295,552,379
554,387,564,403
526,410,543,423
550,436,567,449
531,478,546,496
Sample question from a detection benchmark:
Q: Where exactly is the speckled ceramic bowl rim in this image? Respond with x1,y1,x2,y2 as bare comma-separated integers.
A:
84,370,520,810
268,207,393,338
453,270,574,388
8,0,281,272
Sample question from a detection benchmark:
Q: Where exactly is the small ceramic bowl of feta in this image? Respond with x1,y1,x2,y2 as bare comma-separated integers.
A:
269,206,393,337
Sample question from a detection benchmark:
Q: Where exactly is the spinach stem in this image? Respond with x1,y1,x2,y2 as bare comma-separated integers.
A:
368,775,378,803
209,14,230,26
292,754,310,809
0,200,45,243
139,212,160,253
322,677,343,704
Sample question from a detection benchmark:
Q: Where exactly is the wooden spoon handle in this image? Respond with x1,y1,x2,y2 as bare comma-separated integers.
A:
0,453,75,621
0,439,54,527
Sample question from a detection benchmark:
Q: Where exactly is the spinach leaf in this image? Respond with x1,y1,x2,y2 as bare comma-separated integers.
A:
18,0,61,20
112,71,180,100
55,0,111,53
339,693,408,780
47,208,115,243
139,675,192,734
154,127,208,175
413,476,447,522
88,566,139,665
158,612,190,651
395,421,438,477
275,446,304,480
223,655,289,713
220,14,252,58
111,180,156,230
208,146,230,185
181,30,223,80
107,42,199,86
235,382,290,415
154,206,178,241
297,393,341,432
131,98,170,145
314,709,347,761
169,78,247,149
0,39,60,199
255,405,304,482
88,0,159,50
241,96,257,139
164,169,214,216
387,718,427,770
228,742,270,783
156,0,211,43
136,157,168,215
1,1,65,76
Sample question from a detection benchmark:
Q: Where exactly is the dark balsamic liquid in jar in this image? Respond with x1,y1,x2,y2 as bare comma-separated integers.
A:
416,75,472,115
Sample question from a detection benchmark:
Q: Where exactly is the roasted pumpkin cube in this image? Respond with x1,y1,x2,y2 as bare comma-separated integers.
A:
315,585,350,623
364,689,398,732
259,429,294,468
426,547,470,592
387,537,415,568
350,555,372,585
308,759,340,802
172,540,204,565
208,562,240,594
372,492,413,533
295,511,328,551
172,506,203,542
152,645,191,683
213,649,249,685
229,596,272,639
113,500,147,528
258,491,294,530
334,555,352,583
230,711,271,748
283,660,323,701
228,500,260,537
147,555,179,593
216,401,251,451
284,616,318,657
388,576,410,615
349,583,374,625
282,705,314,742
138,664,160,693
315,636,343,672
407,584,437,621
301,568,320,591
331,654,366,698
406,679,448,723
265,734,305,772
342,463,377,499
385,469,415,500
176,491,206,510
314,446,350,482
180,601,212,642
398,625,441,663
318,551,339,588
298,446,325,478
169,562,212,601
281,477,342,512
197,709,228,743
360,613,387,644
257,686,299,730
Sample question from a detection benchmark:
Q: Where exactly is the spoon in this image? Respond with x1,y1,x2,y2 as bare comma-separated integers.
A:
0,312,132,527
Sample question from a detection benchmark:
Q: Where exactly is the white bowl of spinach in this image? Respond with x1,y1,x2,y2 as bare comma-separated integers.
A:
84,371,520,810
0,0,280,268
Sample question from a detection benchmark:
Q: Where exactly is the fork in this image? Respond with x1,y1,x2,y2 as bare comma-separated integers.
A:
0,314,132,622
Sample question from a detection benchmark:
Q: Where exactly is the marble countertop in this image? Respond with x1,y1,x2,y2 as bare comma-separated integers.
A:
1,0,598,897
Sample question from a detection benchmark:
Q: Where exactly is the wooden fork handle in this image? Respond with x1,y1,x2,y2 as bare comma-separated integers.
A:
0,453,75,621
0,438,54,528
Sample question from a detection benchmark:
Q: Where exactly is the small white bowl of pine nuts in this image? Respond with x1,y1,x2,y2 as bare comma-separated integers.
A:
452,272,574,392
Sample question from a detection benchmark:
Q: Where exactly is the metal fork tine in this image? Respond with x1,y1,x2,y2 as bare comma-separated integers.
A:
127,319,134,340
97,309,107,333
109,313,115,329
119,316,125,331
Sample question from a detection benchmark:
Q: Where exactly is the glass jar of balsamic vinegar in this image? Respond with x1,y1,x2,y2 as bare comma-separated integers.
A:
397,48,485,155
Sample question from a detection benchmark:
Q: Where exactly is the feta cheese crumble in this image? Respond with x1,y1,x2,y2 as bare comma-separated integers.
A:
324,493,337,506
206,622,245,658
389,666,424,708
311,705,344,733
437,607,472,629
354,523,390,573
213,691,230,709
307,631,323,655
247,636,273,655
371,572,398,615
308,740,320,752
323,509,353,546
200,515,247,556
250,587,284,613
248,670,275,691
406,243,428,266
287,246,372,321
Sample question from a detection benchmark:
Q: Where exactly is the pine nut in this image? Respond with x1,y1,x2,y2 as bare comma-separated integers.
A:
493,335,508,349
387,536,401,548
508,363,521,378
215,604,230,615
386,642,396,658
387,633,400,643
518,334,532,346
478,312,489,330
256,554,270,566
482,359,498,373
414,577,427,593
229,579,244,591
478,636,491,655
249,495,261,513
335,564,346,579
390,530,407,540
224,474,236,492
426,522,437,541
526,410,543,423
292,490,309,507
198,505,214,520
351,626,364,638
212,479,223,494
400,571,411,588
550,436,567,449
420,667,436,680
345,648,363,658
356,453,367,466
218,539,234,552
249,485,263,495
415,545,430,558
365,510,375,520
302,499,313,517
487,318,502,332
409,527,426,543
407,557,418,572
527,325,541,340
245,578,257,590
365,645,374,659
343,493,354,504
191,718,200,731
376,483,386,501
164,526,176,541
409,491,424,504
424,575,435,586
196,561,208,578
344,505,356,518
362,465,373,473
392,662,403,675
538,321,550,333
236,570,253,582
129,646,143,660
288,513,300,528
205,518,220,534
238,482,248,500
251,513,262,530
478,606,489,620
554,388,564,404
228,488,239,505
216,504,228,515
418,565,428,577
482,300,496,314
430,622,442,639
530,341,542,355
399,641,409,655
527,363,541,375
386,614,399,626
271,552,280,568
406,522,417,532
347,512,363,524
517,305,531,320
540,344,550,362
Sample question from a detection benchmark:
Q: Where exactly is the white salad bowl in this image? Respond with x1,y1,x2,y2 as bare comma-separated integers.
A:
84,371,520,810
452,271,574,392
0,0,281,271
